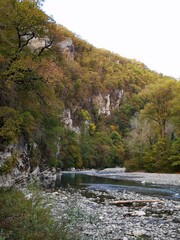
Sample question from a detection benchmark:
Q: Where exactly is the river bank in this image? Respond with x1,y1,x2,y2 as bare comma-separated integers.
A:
62,169,180,186
88,170,180,186
20,170,180,239
42,187,180,240
39,171,180,240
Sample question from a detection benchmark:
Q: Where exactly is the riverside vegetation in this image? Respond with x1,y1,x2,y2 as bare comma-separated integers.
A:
0,0,180,239
0,186,86,240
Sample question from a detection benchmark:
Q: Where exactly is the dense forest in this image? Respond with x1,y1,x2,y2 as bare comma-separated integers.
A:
0,0,179,174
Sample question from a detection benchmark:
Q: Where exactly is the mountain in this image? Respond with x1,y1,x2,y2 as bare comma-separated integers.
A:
0,0,179,185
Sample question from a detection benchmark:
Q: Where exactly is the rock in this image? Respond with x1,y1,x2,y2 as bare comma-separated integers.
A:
17,171,180,240
31,166,40,176
62,109,80,133
93,93,111,116
0,173,13,187
124,210,146,217
25,193,33,199
123,237,128,240
99,167,126,173
0,139,32,188
83,231,94,235
58,38,75,61
133,229,146,237
172,217,180,223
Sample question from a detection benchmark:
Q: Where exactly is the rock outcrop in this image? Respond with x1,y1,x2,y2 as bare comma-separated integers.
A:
62,89,124,132
26,34,75,60
58,38,75,60
0,139,30,187
0,131,61,188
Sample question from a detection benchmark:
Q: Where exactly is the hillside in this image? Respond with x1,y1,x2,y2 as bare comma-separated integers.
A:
0,0,179,181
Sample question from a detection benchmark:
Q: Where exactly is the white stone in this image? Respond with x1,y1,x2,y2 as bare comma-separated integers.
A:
28,37,49,51
133,229,146,237
62,109,80,133
99,167,126,173
93,93,111,116
31,166,40,176
133,210,146,216
59,38,73,49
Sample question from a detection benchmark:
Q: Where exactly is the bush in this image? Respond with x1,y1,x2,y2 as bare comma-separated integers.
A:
0,188,73,240
0,154,18,175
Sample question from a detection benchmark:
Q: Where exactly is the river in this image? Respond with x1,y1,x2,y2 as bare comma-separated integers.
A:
54,172,180,201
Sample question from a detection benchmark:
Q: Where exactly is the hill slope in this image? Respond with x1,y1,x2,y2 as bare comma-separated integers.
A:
0,0,179,176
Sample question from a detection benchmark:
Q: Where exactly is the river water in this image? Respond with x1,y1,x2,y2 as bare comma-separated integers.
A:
55,172,180,201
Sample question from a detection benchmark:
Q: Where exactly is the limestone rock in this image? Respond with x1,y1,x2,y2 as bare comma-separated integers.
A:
58,38,74,60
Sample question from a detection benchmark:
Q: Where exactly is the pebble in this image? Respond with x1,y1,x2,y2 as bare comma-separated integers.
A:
40,187,180,240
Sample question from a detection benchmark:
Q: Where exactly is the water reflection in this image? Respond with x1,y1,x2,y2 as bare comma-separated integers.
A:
55,173,180,201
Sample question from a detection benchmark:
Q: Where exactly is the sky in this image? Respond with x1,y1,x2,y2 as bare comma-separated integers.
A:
42,0,180,79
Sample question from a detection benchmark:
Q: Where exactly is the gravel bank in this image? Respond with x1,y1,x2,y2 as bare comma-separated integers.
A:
128,172,180,186
42,187,180,240
91,171,180,186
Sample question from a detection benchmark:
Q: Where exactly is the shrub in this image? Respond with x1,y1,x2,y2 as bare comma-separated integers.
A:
0,188,73,240
0,153,18,175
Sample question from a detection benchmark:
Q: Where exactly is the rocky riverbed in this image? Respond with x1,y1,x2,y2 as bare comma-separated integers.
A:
41,186,180,240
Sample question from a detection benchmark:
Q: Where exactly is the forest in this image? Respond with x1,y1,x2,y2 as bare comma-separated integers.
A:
0,0,179,174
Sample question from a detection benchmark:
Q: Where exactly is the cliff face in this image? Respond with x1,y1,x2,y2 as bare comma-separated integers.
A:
0,138,30,187
0,138,57,187
62,90,124,132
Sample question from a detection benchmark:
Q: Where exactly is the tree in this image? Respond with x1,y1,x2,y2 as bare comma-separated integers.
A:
110,131,124,166
168,138,180,172
92,132,112,168
0,106,36,145
59,129,82,169
0,0,60,108
0,0,64,167
139,78,177,138
125,79,180,172
170,81,180,135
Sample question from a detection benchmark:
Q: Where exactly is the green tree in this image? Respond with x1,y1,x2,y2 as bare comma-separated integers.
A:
110,131,124,166
140,78,177,138
168,138,180,172
0,0,60,108
80,130,96,168
0,107,36,145
92,132,112,168
170,81,180,135
60,130,82,169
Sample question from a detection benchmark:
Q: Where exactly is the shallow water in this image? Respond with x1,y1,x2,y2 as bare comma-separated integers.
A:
55,172,180,201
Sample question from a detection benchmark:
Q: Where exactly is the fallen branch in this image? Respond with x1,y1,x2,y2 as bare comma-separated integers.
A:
110,199,163,205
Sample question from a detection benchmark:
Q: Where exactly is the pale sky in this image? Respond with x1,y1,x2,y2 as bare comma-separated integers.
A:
43,0,180,79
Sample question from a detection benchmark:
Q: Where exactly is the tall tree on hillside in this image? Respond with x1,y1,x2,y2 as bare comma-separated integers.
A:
0,0,64,147
139,78,177,138
0,0,62,108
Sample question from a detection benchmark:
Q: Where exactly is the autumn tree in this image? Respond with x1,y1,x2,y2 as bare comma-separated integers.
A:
0,0,62,108
0,0,64,167
139,78,177,138
125,78,180,172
